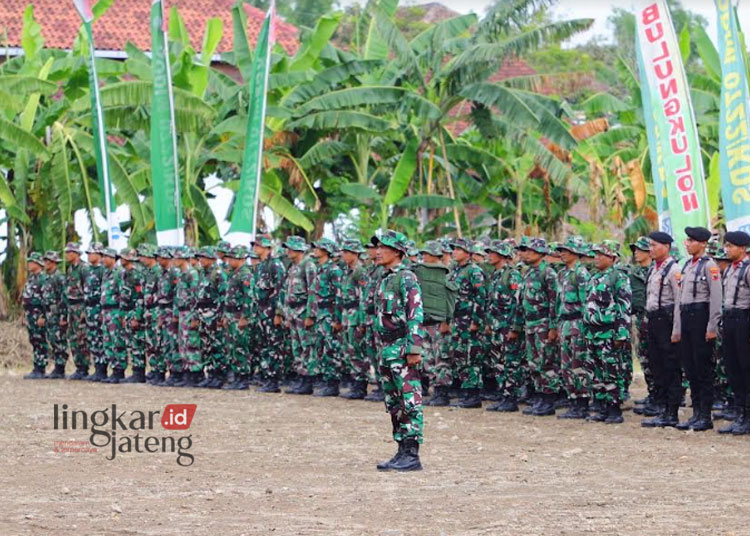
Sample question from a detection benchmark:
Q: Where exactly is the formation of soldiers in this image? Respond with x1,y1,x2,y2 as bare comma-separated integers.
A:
20,226,750,469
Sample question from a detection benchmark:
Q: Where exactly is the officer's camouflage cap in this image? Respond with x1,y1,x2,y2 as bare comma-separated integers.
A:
216,240,232,254
440,238,453,254
43,250,61,263
226,245,246,259
248,249,260,259
592,240,620,258
342,238,365,254
451,237,473,253
708,238,728,260
517,235,531,250
629,236,651,253
119,248,139,261
371,230,410,254
86,242,104,255
472,242,487,256
524,237,548,255
313,237,338,254
419,240,443,258
196,246,217,259
101,247,118,258
283,235,309,252
137,244,156,258
172,246,193,259
27,252,44,265
253,234,273,248
487,239,513,258
557,236,585,255
65,242,82,254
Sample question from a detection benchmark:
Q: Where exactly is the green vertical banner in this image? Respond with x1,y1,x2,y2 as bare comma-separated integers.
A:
635,0,710,247
636,30,671,231
715,0,750,233
227,0,275,243
73,0,126,249
150,0,184,246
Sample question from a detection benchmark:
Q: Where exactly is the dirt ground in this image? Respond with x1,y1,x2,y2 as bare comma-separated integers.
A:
1,359,749,536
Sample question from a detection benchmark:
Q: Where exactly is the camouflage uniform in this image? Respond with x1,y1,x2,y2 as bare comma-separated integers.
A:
22,254,48,372
584,241,632,408
555,237,592,400
120,249,145,371
224,248,254,378
155,251,179,376
138,246,162,375
628,237,652,396
63,243,88,373
308,239,343,382
174,248,201,373
83,245,106,369
41,252,68,369
196,248,227,375
100,249,127,372
340,239,369,383
359,259,386,385
252,235,287,381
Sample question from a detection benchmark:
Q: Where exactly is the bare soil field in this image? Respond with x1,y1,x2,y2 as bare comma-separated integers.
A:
1,348,748,535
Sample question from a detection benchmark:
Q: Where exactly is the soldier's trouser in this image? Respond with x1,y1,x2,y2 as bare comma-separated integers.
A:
144,310,160,372
646,310,682,407
525,324,560,395
451,322,482,390
633,311,654,393
85,305,105,366
430,329,453,387
102,309,127,370
26,310,48,368
178,310,201,373
344,324,370,382
679,305,715,408
421,323,440,380
289,313,313,376
587,334,625,404
379,339,423,443
226,314,250,375
67,303,88,369
723,310,750,408
127,312,146,370
156,308,177,373
713,327,731,400
559,318,591,399
312,316,341,381
199,312,223,372
258,310,284,380
491,329,525,397
46,314,68,367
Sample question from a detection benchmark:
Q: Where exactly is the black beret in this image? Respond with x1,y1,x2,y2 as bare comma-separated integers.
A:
725,231,750,247
685,226,712,242
648,231,673,245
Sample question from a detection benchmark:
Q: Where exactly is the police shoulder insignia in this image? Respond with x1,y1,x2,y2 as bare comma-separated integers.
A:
709,266,720,281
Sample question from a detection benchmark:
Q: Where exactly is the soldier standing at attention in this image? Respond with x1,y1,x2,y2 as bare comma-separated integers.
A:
196,247,228,388
555,237,592,419
629,237,657,416
253,234,287,393
642,232,683,428
306,238,343,397
84,244,106,381
372,230,424,472
137,245,161,383
719,231,750,435
339,239,369,399
584,241,632,424
675,227,723,431
99,248,124,383
63,243,89,380
361,242,387,402
117,249,146,383
173,248,202,387
42,251,68,379
23,253,48,379
512,238,559,416
279,237,317,395
222,247,254,390
152,249,175,385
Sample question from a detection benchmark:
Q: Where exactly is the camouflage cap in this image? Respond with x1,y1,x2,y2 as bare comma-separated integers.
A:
487,239,513,258
253,234,273,248
451,237,473,253
137,244,156,258
313,237,338,255
216,240,232,254
517,235,531,250
526,238,548,255
669,243,683,261
557,236,585,255
341,238,365,254
196,246,217,259
65,242,82,254
547,242,561,256
592,240,620,258
226,245,246,259
419,240,443,258
120,248,139,262
155,246,171,259
43,251,61,263
472,241,487,256
101,247,118,258
86,242,104,255
27,252,44,265
629,236,651,253
708,238,728,260
440,238,453,254
172,246,193,260
371,230,410,254
248,249,260,260
283,235,309,252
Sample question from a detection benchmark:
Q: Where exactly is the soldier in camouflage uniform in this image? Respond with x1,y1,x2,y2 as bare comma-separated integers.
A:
196,247,228,388
172,247,202,387
471,242,498,401
707,238,731,413
137,245,161,382
372,230,424,472
279,237,317,395
63,243,89,379
23,253,49,379
113,248,145,383
84,243,107,381
223,247,254,390
512,238,560,416
584,240,632,424
42,251,68,379
99,248,125,382
555,237,592,419
307,238,343,397
485,240,524,412
152,248,176,385
252,234,287,392
360,242,386,402
339,239,370,399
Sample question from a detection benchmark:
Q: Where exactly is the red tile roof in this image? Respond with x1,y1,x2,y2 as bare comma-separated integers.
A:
0,0,299,57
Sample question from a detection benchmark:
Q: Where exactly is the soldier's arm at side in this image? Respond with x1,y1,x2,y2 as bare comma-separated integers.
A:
669,265,681,340
706,261,723,338
401,271,423,358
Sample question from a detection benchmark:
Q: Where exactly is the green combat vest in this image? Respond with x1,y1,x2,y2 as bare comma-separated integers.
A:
413,262,457,324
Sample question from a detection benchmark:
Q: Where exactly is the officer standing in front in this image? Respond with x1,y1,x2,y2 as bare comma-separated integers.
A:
675,227,723,431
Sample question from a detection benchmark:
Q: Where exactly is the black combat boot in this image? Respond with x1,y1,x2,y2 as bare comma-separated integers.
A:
88,363,108,382
389,438,422,472
314,379,340,397
532,393,556,416
258,379,281,393
641,404,679,428
207,371,226,389
496,395,519,412
286,375,313,395
719,407,746,434
176,370,201,388
197,371,214,388
732,406,750,435
47,363,67,379
558,398,586,419
604,402,624,424
124,367,146,384
690,399,714,432
68,365,89,380
285,376,303,393
376,441,404,471
24,364,47,379
103,368,125,384
554,393,570,410
421,376,430,398
452,388,482,409
160,370,182,387
149,371,166,385
222,374,249,390
715,402,740,422
364,386,385,402
634,398,663,416
677,393,701,430
340,380,367,399
523,394,542,415
587,398,608,422
426,386,450,406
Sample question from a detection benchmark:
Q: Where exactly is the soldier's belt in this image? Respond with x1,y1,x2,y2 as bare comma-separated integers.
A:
680,302,709,313
224,306,241,313
67,298,84,305
646,307,673,319
378,327,408,344
585,323,615,333
724,308,750,319
559,312,582,321
85,299,100,307
197,301,214,308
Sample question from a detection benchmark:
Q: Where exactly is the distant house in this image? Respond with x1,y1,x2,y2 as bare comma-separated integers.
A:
0,0,299,76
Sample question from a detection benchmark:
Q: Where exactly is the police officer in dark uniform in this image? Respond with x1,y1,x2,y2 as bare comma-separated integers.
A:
719,231,750,435
675,227,723,431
